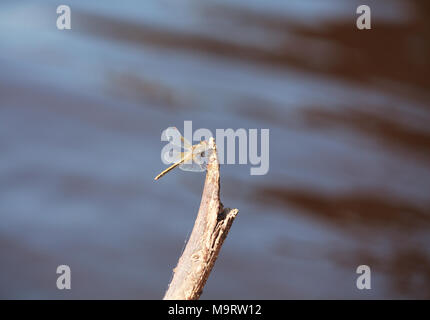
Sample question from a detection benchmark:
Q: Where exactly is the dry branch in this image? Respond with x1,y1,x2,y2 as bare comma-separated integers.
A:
163,137,238,300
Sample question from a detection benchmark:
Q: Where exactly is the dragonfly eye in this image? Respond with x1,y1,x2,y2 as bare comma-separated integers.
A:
200,151,205,157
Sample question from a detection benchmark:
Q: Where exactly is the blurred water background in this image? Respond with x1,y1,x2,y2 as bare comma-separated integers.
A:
1,0,429,299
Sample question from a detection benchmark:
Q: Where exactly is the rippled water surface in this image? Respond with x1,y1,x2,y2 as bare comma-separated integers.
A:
1,0,429,299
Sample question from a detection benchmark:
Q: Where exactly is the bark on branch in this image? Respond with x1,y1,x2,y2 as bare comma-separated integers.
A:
163,137,238,300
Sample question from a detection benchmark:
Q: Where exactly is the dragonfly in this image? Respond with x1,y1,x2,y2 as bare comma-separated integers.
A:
154,127,211,181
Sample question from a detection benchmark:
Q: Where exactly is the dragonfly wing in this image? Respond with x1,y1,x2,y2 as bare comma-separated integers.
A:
162,145,185,164
179,162,207,172
179,145,210,172
180,135,192,150
162,127,192,149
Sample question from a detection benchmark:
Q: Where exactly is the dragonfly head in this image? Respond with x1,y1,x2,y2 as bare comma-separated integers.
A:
193,140,211,158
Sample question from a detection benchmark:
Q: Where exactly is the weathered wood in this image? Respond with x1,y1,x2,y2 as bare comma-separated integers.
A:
163,137,238,300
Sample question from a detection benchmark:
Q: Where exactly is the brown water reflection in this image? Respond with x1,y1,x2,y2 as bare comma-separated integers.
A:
272,237,430,299
332,246,430,299
256,186,430,230
301,106,430,159
75,2,430,100
205,2,430,97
